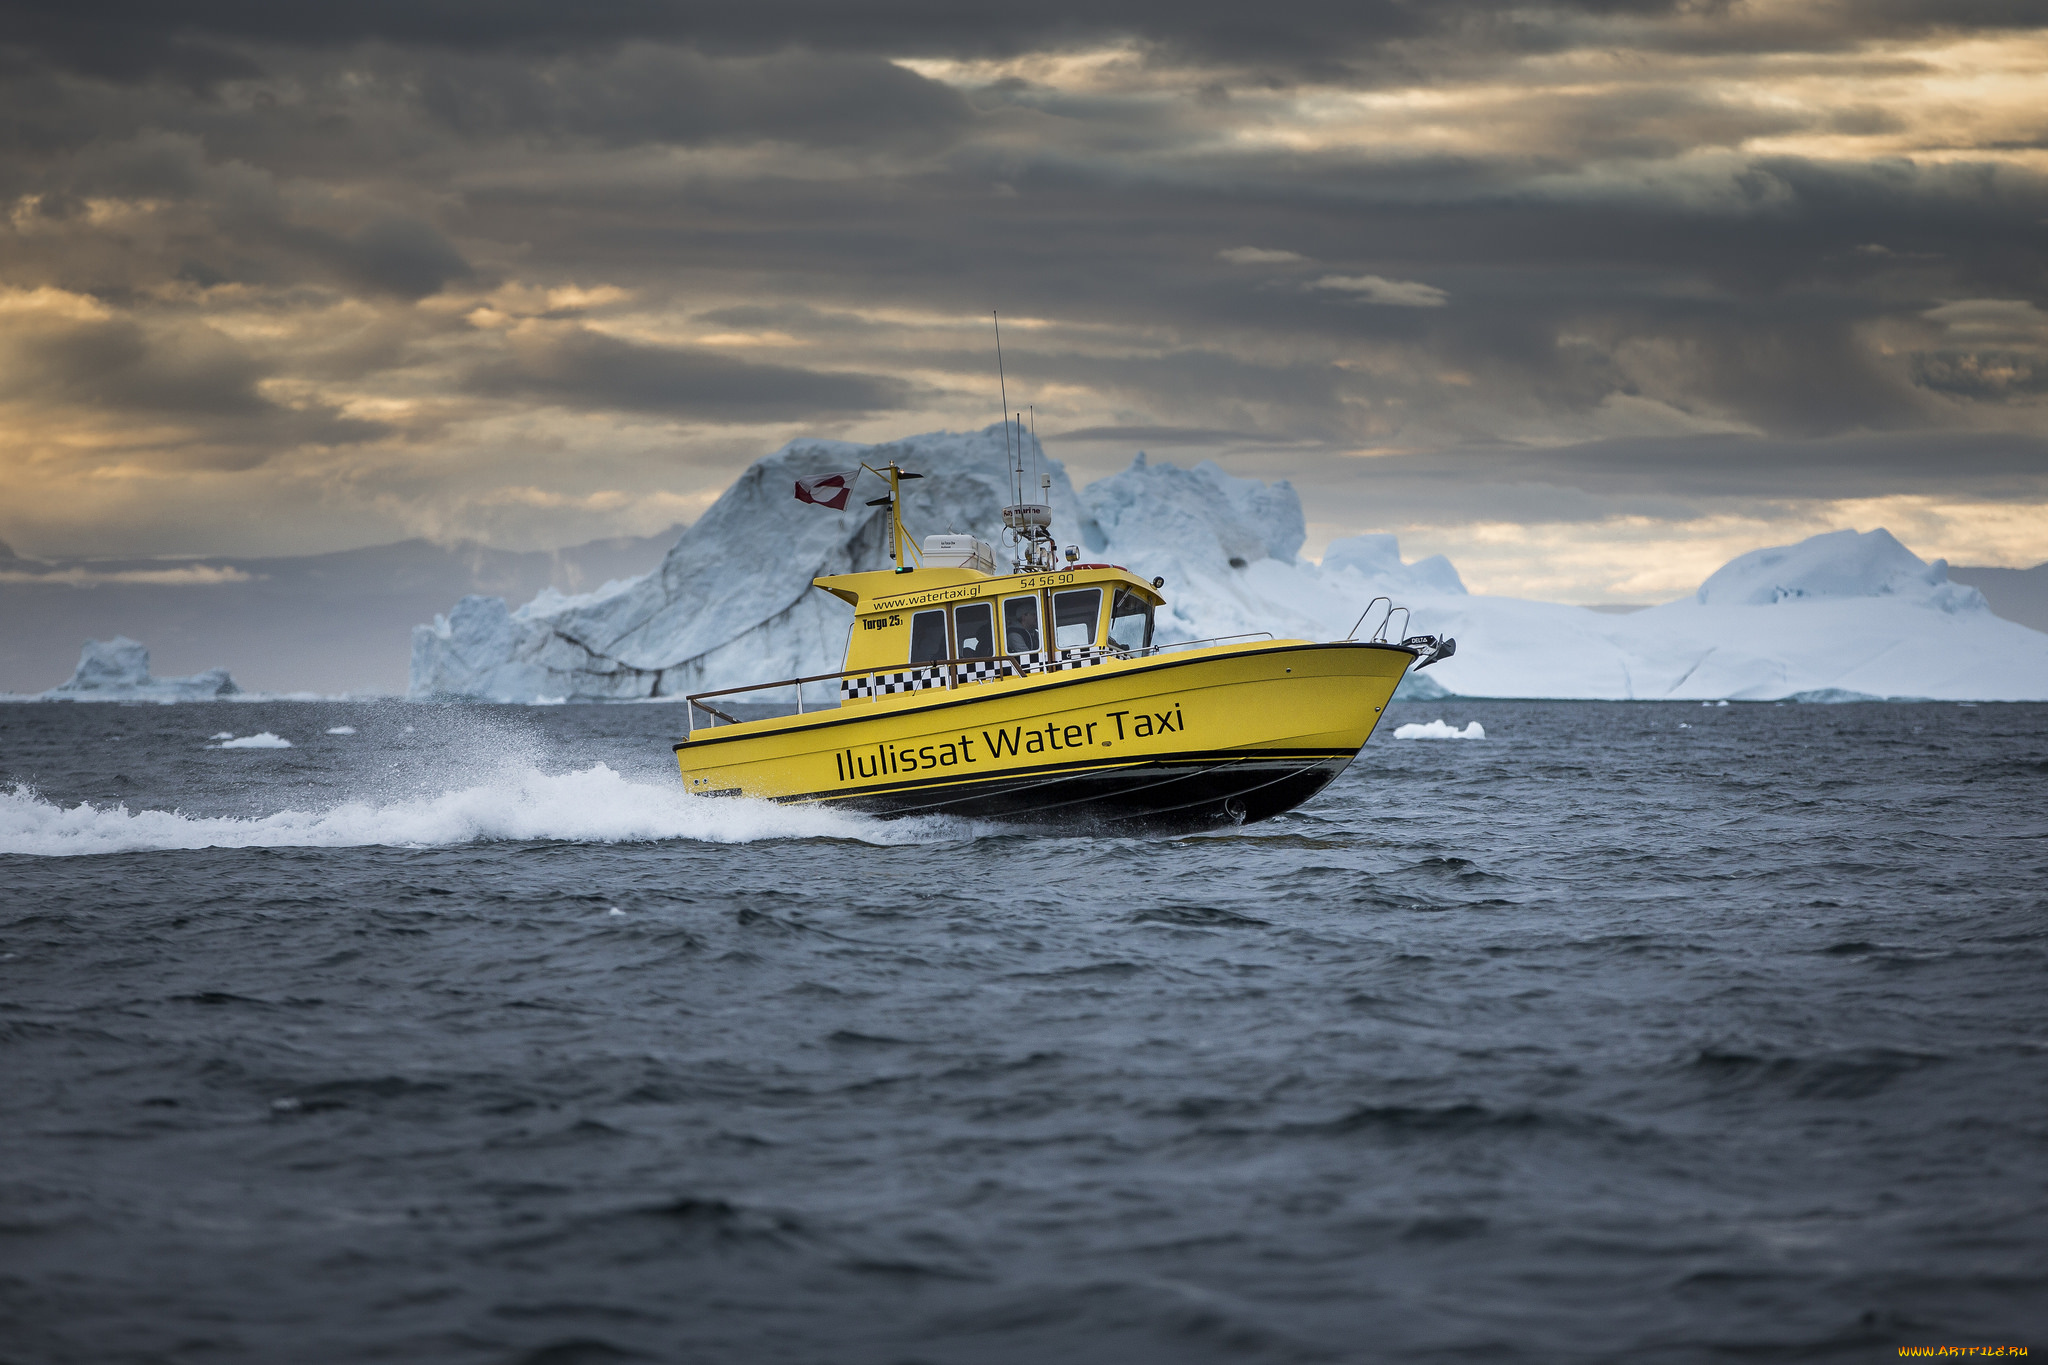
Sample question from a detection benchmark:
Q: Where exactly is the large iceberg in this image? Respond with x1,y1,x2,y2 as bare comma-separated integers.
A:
411,427,1103,703
411,428,2048,704
43,638,240,701
1280,535,2046,703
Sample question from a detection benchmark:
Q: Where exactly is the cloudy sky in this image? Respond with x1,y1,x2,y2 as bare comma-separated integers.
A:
3,0,2045,602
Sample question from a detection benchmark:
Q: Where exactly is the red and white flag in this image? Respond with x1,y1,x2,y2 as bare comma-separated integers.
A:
794,470,856,510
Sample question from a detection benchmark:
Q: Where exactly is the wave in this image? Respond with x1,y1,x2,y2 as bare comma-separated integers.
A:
0,763,957,857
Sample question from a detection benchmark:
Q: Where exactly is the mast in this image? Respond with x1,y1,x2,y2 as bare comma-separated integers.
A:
862,462,922,573
993,312,1054,573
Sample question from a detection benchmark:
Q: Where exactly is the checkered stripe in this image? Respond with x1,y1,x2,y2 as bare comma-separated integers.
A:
1042,646,1113,672
840,665,950,700
839,649,1109,699
956,657,1017,684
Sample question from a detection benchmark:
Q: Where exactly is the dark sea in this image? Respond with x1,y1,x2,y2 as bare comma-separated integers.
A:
2,698,2044,1364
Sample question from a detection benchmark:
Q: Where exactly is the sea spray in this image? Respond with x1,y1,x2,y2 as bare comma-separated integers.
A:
0,766,970,858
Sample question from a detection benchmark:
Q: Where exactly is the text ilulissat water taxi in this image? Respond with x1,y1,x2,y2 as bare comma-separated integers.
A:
673,454,1453,832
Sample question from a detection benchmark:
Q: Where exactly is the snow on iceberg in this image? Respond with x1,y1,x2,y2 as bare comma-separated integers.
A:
42,637,240,701
1696,527,1980,611
1322,533,1467,597
410,427,2048,704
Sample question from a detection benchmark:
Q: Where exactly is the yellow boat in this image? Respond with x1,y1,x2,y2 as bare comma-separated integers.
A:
673,462,1453,832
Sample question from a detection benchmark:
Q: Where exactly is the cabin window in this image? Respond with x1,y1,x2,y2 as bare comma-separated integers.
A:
1002,595,1041,655
954,601,995,658
909,609,949,664
1108,590,1153,652
1052,589,1102,649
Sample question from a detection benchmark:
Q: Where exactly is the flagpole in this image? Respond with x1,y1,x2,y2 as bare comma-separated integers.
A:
888,465,901,569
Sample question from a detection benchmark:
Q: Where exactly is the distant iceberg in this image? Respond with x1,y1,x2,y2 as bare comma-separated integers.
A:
42,637,240,701
410,427,2048,704
1401,531,2043,702
1695,528,1978,610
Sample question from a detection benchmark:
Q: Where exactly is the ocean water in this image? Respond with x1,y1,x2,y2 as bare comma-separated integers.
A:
2,698,2044,1364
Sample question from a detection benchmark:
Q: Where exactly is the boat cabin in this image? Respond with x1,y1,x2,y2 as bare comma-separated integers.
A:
813,541,1163,705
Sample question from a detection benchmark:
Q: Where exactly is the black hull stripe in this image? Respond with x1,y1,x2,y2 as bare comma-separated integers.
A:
775,746,1357,805
862,755,1326,822
813,755,1357,830
672,641,1414,752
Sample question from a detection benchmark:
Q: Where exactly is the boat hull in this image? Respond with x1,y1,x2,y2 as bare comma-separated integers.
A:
673,640,1414,831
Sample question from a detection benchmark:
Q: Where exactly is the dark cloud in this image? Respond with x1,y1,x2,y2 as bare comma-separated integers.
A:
6,0,2041,82
0,1,1534,74
1911,351,2048,399
1343,431,2048,506
0,314,271,416
419,47,973,149
1052,425,1298,445
324,217,473,298
0,312,385,466
692,302,889,334
465,326,920,421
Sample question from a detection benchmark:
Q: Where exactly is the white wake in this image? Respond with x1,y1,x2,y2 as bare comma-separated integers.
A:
0,763,950,857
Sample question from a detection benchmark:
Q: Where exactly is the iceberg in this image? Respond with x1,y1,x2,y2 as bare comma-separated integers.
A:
1394,719,1487,739
1695,528,1979,610
410,428,2048,705
42,637,240,701
410,426,1103,703
215,732,292,749
1317,529,2048,703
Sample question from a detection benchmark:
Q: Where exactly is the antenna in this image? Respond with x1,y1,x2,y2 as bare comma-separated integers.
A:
1029,405,1041,500
994,312,1018,504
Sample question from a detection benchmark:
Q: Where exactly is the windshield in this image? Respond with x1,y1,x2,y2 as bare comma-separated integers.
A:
1053,589,1102,649
1108,590,1153,652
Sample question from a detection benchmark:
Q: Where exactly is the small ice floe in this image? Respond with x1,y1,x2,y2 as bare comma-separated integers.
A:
210,731,235,740
1394,719,1486,740
325,726,357,735
531,695,568,706
216,732,293,749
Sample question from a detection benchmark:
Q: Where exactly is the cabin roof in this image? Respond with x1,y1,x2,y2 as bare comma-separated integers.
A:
813,563,1163,615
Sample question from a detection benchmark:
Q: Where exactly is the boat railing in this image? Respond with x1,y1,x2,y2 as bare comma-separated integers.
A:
681,632,1280,735
1347,596,1393,642
1122,632,1274,659
684,651,1041,735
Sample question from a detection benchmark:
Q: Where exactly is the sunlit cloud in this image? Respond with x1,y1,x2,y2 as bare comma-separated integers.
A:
1312,275,1449,307
1219,247,1311,264
0,564,259,586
